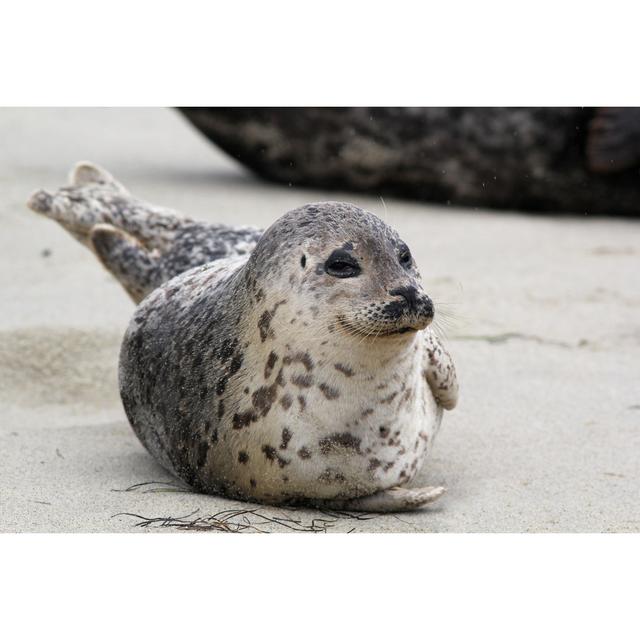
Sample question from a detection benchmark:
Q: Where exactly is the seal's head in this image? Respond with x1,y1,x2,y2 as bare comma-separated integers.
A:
246,202,434,342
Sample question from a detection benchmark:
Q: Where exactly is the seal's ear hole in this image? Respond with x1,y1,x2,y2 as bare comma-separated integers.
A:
300,254,307,269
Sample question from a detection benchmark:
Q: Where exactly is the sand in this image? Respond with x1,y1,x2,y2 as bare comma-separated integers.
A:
1,107,639,532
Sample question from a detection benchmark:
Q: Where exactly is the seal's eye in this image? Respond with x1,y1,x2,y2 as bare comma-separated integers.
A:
324,249,361,279
399,245,412,268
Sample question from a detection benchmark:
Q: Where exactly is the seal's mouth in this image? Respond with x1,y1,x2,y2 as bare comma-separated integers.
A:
373,321,428,338
383,326,418,336
336,316,429,340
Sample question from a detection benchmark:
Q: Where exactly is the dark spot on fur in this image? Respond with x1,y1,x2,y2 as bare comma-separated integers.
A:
318,468,346,484
238,451,249,464
252,384,278,417
381,391,398,404
250,478,257,488
216,377,227,396
262,444,290,468
218,338,237,362
298,395,306,411
361,408,374,418
319,432,361,455
368,458,382,471
264,351,279,378
258,310,273,342
233,410,257,429
280,428,292,450
297,446,311,459
291,373,314,388
300,254,306,268
258,300,287,342
319,383,340,400
217,399,225,418
379,426,390,438
334,363,354,377
399,387,412,406
283,352,314,371
280,394,293,410
229,352,243,376
263,445,277,460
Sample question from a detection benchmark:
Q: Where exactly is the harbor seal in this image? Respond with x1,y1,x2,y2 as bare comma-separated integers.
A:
180,107,640,216
27,162,458,512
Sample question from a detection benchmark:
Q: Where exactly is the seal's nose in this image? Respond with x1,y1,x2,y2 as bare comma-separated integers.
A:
389,286,434,317
389,286,419,311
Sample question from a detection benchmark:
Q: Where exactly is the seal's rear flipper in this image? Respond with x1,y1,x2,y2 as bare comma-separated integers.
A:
27,161,195,301
28,161,129,245
90,225,160,303
27,161,190,251
320,485,446,512
587,107,640,173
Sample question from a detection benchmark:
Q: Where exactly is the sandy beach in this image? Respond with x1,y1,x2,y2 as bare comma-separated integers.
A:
1,107,639,532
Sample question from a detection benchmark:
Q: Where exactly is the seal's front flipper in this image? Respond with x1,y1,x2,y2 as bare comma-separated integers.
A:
90,224,160,303
423,330,458,410
586,107,640,173
322,485,446,513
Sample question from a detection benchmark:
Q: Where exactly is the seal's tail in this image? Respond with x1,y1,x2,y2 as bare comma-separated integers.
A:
27,162,192,303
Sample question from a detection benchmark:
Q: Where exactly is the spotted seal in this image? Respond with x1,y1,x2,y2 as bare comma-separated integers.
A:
28,162,458,512
180,107,640,216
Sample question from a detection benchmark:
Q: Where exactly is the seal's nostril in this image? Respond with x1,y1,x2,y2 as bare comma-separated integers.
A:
389,286,434,318
389,286,419,312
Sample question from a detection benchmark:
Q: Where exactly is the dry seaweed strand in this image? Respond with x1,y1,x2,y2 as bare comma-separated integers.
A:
111,480,191,494
112,505,379,533
111,479,380,532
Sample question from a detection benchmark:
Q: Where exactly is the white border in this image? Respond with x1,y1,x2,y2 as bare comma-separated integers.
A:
1,534,638,639
1,1,639,105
